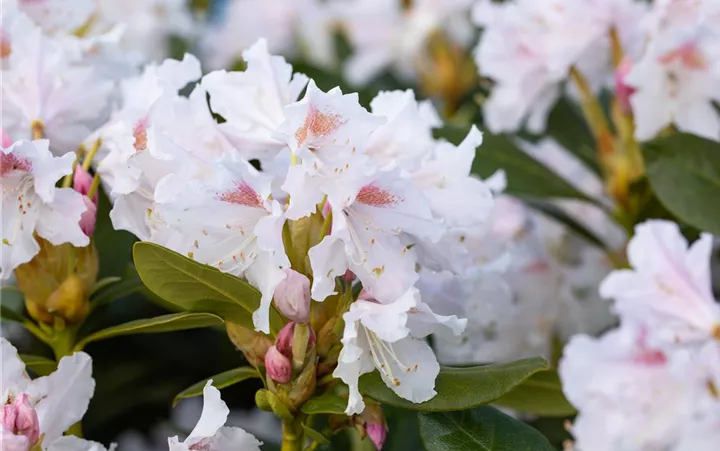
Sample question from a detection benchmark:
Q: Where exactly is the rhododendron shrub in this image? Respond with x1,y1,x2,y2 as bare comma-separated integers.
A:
2,1,719,450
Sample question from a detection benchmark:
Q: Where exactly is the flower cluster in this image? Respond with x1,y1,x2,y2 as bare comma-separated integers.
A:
473,0,720,141
93,38,493,414
560,220,720,450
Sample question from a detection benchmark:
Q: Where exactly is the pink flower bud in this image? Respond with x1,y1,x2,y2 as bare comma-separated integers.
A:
276,322,295,357
1,129,12,148
265,345,292,384
273,269,311,323
79,196,98,237
615,57,636,114
72,166,97,202
0,393,40,449
73,166,98,237
343,270,356,284
366,423,387,450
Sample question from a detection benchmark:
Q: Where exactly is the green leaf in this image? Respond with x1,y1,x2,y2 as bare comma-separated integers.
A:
302,424,330,445
95,187,137,278
300,392,348,415
492,370,576,417
75,312,223,350
90,277,122,295
133,242,284,334
360,357,549,412
545,99,600,175
473,132,596,202
0,287,26,323
173,367,260,406
643,133,720,235
419,407,555,451
89,271,144,308
19,354,57,377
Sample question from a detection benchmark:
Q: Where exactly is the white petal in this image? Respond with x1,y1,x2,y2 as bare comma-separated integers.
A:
1,338,31,398
28,352,95,441
204,426,262,451
36,188,90,248
156,53,202,92
187,381,229,441
309,235,349,302
384,337,439,404
675,100,720,142
2,428,31,451
333,317,375,415
44,436,113,451
246,251,288,334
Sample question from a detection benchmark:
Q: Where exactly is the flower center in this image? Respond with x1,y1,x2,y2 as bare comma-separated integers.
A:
0,30,11,59
363,327,418,387
1,153,33,177
133,117,149,152
217,181,264,209
294,104,346,147
356,184,401,207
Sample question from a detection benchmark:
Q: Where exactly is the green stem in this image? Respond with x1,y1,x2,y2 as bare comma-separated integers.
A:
22,320,51,344
281,421,304,451
50,327,77,360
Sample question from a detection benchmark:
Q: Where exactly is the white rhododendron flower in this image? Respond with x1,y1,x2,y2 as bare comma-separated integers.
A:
334,288,465,415
1,139,89,278
310,171,444,303
154,152,289,334
473,0,646,133
627,0,720,141
276,81,384,220
560,219,720,450
201,39,309,162
168,381,262,451
0,338,111,451
1,14,113,153
560,326,694,450
365,89,441,171
600,220,720,345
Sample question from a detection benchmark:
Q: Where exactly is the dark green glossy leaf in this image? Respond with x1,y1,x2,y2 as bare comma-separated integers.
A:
90,271,144,308
643,133,720,235
300,392,348,415
419,407,555,451
133,242,283,334
95,187,136,278
492,370,576,417
436,126,596,202
545,99,599,174
475,133,596,202
0,287,26,323
75,312,223,350
20,354,57,377
173,367,260,406
360,357,549,412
